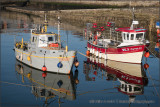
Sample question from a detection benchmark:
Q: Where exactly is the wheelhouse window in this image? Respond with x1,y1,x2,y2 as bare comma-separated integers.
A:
122,84,124,89
125,85,127,91
129,85,132,92
136,33,143,40
48,37,53,41
127,34,129,40
123,33,125,40
131,34,134,40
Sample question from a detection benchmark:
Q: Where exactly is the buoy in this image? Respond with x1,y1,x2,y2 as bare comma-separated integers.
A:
157,29,160,34
75,79,79,84
92,26,97,28
144,63,149,69
57,62,63,68
74,61,79,68
42,65,47,71
93,23,97,26
93,71,97,76
86,50,90,56
144,51,150,58
92,77,95,81
156,42,160,47
92,23,97,28
101,28,105,31
42,72,47,78
27,56,31,61
100,26,104,29
57,80,63,88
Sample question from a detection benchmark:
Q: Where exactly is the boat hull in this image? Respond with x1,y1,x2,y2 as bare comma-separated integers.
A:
87,42,145,64
15,48,76,74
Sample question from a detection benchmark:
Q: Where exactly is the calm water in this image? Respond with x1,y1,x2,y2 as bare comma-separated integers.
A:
1,11,160,107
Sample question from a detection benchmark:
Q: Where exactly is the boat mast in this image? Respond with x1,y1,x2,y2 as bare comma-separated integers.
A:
58,16,61,48
132,7,135,21
44,14,48,33
130,7,136,30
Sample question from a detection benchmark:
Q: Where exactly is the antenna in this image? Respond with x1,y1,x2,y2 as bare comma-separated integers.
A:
132,7,135,21
130,7,138,30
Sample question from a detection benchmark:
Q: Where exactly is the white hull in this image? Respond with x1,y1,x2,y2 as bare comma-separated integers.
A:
15,48,76,74
88,47,143,64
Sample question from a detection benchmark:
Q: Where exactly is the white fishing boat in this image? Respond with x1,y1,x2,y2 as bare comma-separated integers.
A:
14,16,78,74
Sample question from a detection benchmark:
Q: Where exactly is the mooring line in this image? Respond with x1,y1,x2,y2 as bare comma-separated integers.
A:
0,81,33,88
77,51,89,58
146,69,160,98
145,46,159,59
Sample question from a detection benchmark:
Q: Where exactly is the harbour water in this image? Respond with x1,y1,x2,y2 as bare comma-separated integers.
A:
1,10,159,107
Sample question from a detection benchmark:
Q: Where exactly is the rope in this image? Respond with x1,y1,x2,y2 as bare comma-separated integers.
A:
77,51,89,58
146,69,160,98
145,46,159,59
0,81,34,88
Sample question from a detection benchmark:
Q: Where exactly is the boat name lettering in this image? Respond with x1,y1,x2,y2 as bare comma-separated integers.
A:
122,47,142,51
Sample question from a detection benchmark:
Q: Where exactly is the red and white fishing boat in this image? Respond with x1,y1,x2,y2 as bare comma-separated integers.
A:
86,19,150,64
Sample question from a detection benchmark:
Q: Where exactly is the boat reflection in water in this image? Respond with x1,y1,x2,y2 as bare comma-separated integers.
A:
15,60,79,106
83,55,148,103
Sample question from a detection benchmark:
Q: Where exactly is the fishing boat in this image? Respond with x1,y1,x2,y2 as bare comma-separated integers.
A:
15,61,78,106
86,9,150,64
14,16,77,74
